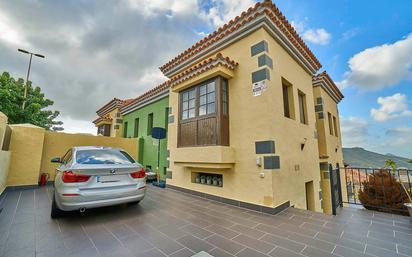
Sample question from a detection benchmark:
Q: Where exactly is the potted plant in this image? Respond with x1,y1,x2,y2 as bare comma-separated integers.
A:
358,160,411,216
212,176,218,186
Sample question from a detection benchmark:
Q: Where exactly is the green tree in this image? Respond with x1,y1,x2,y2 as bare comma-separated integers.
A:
0,71,63,131
385,159,397,174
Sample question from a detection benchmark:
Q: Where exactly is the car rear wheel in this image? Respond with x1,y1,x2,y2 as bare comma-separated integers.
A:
51,194,65,219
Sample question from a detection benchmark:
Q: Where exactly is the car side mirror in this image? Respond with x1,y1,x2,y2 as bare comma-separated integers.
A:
51,157,61,163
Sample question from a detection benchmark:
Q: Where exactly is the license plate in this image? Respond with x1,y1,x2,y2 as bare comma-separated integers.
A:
96,175,123,183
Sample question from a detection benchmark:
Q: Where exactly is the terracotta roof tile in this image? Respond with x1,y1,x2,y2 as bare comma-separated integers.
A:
159,0,321,75
92,116,112,125
169,53,238,87
120,81,170,113
313,71,344,102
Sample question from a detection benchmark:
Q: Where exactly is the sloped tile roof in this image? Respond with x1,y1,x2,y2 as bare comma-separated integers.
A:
92,116,113,125
170,53,238,87
96,98,133,116
313,71,344,103
120,81,170,114
160,0,321,76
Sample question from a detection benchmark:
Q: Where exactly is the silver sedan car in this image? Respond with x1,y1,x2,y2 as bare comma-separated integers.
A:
51,146,146,218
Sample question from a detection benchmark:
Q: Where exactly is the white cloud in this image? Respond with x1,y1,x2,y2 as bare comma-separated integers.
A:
0,10,28,47
291,20,305,34
340,116,369,147
200,0,256,28
302,28,331,45
370,93,412,122
125,0,198,17
58,117,96,135
338,34,412,90
291,19,331,45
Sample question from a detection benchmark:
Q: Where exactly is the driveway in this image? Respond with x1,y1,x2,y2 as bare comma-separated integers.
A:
0,185,411,257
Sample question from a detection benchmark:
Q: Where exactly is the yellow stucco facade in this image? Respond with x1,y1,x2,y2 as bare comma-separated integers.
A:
0,112,11,195
7,124,46,186
2,118,138,188
167,28,330,212
313,86,347,213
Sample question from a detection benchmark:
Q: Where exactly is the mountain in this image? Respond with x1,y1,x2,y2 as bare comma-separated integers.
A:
343,147,412,169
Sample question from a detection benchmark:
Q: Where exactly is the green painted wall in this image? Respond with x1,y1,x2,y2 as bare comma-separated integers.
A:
123,96,169,180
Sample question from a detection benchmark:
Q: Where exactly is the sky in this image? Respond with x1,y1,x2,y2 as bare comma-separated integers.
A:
0,0,411,157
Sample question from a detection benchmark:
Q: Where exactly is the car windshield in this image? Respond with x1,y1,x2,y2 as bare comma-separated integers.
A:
75,149,135,165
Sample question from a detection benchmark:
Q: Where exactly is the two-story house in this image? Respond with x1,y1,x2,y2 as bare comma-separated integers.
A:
161,0,345,214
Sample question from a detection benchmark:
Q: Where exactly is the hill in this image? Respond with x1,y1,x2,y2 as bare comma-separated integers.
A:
343,147,412,169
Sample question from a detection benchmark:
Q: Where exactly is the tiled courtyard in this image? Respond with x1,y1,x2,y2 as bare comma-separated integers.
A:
0,186,411,257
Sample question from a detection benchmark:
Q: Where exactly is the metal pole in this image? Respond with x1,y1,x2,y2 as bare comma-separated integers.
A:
22,53,33,109
157,138,160,183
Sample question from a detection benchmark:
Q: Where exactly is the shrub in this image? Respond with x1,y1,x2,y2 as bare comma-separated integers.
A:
358,169,410,215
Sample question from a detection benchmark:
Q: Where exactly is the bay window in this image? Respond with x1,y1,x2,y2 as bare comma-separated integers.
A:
178,76,229,147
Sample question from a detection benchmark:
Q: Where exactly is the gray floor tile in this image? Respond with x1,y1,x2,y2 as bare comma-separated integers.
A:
397,244,412,257
105,223,137,239
236,247,270,257
232,234,275,254
301,246,336,257
208,248,235,257
180,224,214,239
204,224,240,239
229,224,265,238
1,186,410,257
177,235,214,253
288,233,335,252
36,234,65,252
67,247,100,257
269,247,305,257
155,223,187,239
120,234,154,253
169,248,195,257
137,248,167,257
138,226,184,255
365,236,397,252
36,247,68,257
2,246,35,257
278,223,317,237
261,234,305,253
205,234,245,254
365,245,402,257
63,234,95,253
337,238,365,252
332,245,371,257
255,223,292,238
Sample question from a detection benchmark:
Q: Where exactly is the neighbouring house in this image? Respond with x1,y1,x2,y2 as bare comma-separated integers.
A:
93,83,170,180
92,98,132,137
160,0,345,214
121,82,170,180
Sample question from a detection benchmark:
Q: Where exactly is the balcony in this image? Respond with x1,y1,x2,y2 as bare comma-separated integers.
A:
172,145,235,169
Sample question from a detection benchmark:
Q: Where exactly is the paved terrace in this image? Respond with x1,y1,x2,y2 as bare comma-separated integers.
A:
0,186,411,257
